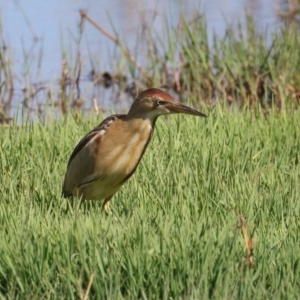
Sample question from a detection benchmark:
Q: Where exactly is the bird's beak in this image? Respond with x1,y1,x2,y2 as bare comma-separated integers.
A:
162,102,207,117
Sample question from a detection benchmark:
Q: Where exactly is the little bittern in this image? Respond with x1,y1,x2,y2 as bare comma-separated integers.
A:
62,88,206,212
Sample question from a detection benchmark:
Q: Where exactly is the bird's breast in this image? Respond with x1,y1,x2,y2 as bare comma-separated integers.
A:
97,121,153,184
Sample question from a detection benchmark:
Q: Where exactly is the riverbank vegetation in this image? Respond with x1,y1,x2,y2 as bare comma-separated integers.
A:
0,7,300,123
0,6,300,299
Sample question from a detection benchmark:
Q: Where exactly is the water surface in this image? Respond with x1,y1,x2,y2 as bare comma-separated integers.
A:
1,0,282,116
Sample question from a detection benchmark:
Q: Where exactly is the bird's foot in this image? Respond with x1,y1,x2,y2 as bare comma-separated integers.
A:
102,201,111,215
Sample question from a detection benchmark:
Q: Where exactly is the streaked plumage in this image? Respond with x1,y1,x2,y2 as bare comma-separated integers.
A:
62,88,207,212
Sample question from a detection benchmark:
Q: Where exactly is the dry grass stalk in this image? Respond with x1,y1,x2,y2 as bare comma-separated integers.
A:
78,272,95,300
234,208,255,268
79,10,152,85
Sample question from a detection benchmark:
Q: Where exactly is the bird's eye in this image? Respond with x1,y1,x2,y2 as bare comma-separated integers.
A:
156,99,164,106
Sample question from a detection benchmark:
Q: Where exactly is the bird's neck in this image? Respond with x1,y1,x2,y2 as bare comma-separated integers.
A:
124,113,158,130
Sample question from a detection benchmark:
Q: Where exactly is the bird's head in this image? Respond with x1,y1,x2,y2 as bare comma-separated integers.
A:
128,88,207,120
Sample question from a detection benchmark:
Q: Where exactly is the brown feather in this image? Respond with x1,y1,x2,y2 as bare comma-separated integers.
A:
66,114,124,167
62,115,156,200
62,88,206,204
118,118,157,185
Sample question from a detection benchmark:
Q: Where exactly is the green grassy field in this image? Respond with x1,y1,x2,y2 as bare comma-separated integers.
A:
0,109,300,299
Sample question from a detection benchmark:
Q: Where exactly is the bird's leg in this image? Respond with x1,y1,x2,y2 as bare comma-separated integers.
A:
102,196,113,215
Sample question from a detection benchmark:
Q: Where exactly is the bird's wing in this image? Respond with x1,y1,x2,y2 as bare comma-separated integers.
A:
62,114,125,196
66,114,124,167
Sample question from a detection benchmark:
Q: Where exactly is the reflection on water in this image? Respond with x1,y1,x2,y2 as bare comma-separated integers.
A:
1,0,284,117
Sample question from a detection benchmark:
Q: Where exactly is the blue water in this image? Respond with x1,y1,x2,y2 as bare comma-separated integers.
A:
1,0,282,116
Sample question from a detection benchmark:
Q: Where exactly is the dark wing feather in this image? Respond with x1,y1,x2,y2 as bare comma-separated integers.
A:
66,114,125,167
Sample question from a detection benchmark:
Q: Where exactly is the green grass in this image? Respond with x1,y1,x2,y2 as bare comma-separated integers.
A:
0,109,300,299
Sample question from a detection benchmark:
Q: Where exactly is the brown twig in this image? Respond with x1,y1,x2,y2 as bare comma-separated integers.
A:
15,2,39,41
275,0,300,21
93,98,99,114
75,50,82,105
79,10,151,84
234,208,255,268
78,272,95,300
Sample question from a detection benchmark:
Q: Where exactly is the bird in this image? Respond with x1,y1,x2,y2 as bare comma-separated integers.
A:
62,88,207,213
